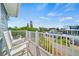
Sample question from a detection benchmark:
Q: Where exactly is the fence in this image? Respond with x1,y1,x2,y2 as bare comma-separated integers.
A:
10,30,79,56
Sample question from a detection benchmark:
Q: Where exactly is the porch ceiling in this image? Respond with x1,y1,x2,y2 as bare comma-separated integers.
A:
4,3,20,17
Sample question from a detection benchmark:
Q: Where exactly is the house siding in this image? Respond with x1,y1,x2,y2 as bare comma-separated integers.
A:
0,3,9,56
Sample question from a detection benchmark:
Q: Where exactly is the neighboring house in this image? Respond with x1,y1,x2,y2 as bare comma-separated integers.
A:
64,25,79,30
63,25,79,36
0,3,19,56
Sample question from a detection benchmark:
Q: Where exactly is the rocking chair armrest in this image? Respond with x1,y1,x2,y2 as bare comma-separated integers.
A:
12,38,25,43
11,41,29,50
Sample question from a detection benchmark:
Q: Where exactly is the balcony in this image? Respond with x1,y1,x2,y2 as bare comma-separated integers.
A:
3,30,79,56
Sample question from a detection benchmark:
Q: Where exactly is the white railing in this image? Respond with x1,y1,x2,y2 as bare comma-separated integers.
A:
7,30,79,56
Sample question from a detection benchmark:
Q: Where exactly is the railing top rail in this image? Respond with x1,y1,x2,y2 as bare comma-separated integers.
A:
8,30,79,39
39,32,79,39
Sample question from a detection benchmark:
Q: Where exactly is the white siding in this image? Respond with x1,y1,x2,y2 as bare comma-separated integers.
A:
0,3,9,56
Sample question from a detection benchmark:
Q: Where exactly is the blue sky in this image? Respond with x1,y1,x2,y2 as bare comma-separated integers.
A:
8,3,79,28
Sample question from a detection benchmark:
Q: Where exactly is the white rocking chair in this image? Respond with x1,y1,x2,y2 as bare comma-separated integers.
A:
8,30,25,44
4,31,29,56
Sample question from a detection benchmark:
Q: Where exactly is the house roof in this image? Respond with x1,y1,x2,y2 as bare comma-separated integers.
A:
4,3,20,17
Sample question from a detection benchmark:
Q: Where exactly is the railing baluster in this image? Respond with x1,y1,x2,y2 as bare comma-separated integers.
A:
45,32,48,51
47,35,49,52
71,31,74,56
46,33,47,51
47,34,50,52
56,35,58,56
45,33,47,51
72,37,74,56
52,35,54,56
48,34,50,53
44,33,45,50
44,32,46,50
65,36,68,56
60,35,62,56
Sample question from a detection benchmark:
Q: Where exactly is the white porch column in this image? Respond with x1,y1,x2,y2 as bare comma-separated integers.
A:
35,31,41,56
25,30,30,56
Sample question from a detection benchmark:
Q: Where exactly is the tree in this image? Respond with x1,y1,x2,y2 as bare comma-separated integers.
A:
14,26,18,30
27,23,29,28
30,20,33,28
39,27,49,32
8,27,12,30
56,27,59,31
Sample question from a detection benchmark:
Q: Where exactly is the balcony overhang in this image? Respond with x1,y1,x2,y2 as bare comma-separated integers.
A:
4,3,20,17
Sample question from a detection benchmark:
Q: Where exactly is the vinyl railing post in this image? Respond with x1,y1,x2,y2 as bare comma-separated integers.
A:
26,30,29,41
25,30,29,55
28,31,31,55
35,31,39,45
35,31,41,56
46,32,49,52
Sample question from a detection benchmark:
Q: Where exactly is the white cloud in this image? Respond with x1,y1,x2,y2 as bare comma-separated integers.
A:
60,16,73,22
65,8,73,12
37,4,47,11
47,12,63,17
65,17,73,19
40,17,49,20
47,13,56,16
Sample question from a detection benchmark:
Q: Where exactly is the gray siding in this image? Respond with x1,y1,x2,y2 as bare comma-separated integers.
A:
0,3,9,56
